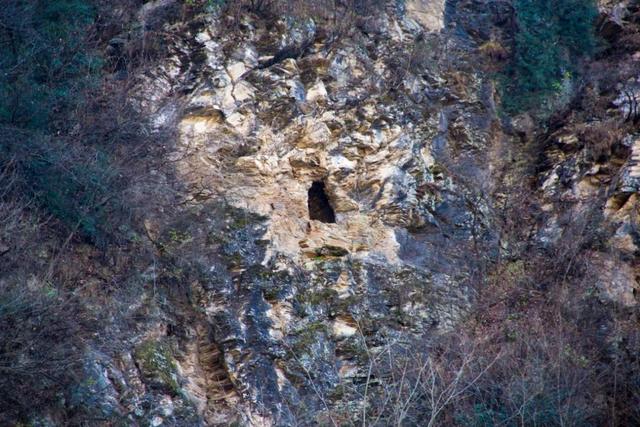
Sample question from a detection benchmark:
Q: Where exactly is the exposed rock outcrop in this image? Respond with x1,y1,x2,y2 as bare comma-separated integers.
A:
107,1,504,423
33,0,640,425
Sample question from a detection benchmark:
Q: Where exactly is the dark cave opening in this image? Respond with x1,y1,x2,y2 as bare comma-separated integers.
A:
308,181,336,223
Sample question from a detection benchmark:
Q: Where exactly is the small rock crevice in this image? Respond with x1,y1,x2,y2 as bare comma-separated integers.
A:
308,181,336,223
181,325,240,424
196,327,238,412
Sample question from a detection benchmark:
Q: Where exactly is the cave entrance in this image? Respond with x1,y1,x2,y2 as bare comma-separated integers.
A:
308,181,336,223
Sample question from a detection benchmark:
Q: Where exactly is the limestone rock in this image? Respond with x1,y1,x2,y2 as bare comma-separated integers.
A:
405,0,445,32
124,4,498,424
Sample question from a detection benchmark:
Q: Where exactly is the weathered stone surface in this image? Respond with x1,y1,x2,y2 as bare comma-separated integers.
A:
64,2,510,425
405,0,446,32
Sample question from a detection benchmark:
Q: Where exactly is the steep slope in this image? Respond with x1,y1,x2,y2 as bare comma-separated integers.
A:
4,0,640,426
101,0,507,424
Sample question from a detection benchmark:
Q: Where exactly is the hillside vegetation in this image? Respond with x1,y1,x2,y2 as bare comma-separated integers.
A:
1,0,640,425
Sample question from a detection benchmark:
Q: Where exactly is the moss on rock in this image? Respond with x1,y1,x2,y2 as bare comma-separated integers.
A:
134,339,181,396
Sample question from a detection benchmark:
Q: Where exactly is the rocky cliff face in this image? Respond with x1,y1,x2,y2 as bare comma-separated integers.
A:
534,1,640,308
9,0,640,425
77,1,507,424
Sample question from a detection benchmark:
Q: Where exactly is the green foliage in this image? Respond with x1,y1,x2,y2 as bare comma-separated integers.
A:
29,139,120,243
0,1,127,244
501,0,598,113
0,133,124,244
0,0,101,130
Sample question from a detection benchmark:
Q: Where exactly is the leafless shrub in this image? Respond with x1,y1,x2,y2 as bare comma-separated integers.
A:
335,313,600,426
478,39,509,72
222,0,386,39
244,0,385,19
355,334,500,427
619,89,640,123
574,121,622,161
619,30,640,52
285,314,602,425
0,154,89,424
0,156,43,272
0,283,88,423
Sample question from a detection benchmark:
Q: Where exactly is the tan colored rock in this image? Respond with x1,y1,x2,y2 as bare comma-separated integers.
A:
297,121,332,148
279,58,299,74
226,62,246,82
629,138,640,178
166,12,447,270
266,301,294,340
338,360,359,378
332,271,353,298
405,0,445,32
325,184,358,213
232,81,255,103
306,80,328,103
180,111,224,141
332,316,358,338
611,231,638,255
591,252,638,307
225,111,252,135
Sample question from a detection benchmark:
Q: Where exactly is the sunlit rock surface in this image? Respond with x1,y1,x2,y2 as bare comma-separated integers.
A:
115,2,504,423
58,1,640,425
